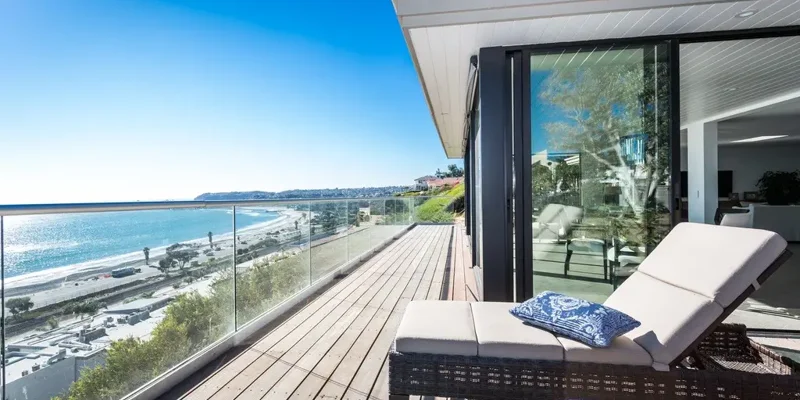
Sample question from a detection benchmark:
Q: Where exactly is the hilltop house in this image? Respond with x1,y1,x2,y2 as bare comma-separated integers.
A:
412,175,436,190
425,177,463,190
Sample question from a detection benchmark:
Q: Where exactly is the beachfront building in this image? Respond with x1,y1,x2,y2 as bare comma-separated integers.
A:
4,296,172,400
4,1,800,400
5,346,106,400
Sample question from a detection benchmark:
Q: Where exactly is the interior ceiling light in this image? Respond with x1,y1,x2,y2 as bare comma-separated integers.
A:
736,10,758,18
725,87,737,92
731,135,787,143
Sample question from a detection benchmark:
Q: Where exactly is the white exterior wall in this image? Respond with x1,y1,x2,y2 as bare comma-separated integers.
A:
5,351,106,400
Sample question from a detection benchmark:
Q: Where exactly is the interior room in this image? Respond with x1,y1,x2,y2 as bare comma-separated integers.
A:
680,37,800,341
526,35,800,348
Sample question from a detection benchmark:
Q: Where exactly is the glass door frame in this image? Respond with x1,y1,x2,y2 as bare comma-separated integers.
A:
476,26,800,303
510,39,682,302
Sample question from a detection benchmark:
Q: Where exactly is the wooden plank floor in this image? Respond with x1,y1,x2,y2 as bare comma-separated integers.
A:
173,224,475,400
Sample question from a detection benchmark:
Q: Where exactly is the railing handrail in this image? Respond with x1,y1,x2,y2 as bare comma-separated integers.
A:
0,196,454,217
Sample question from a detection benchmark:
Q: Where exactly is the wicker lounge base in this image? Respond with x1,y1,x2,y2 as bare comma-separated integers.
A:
389,324,800,399
692,324,799,376
389,225,798,399
389,349,800,399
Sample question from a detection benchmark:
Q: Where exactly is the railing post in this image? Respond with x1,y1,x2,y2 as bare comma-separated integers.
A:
232,206,237,330
308,201,313,286
1,216,5,400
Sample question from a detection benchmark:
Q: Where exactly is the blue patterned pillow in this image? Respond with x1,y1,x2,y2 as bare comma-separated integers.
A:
509,291,640,348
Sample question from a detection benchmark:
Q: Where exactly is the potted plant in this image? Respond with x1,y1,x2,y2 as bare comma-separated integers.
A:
756,171,800,205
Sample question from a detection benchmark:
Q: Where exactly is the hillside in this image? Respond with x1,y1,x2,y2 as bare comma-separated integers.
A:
415,183,465,223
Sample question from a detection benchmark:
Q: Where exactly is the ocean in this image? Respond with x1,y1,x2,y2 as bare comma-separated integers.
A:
2,208,279,278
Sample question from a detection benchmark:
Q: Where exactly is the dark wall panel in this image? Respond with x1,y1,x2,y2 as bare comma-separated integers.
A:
476,47,513,302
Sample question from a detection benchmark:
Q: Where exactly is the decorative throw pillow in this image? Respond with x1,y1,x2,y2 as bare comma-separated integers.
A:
509,291,640,348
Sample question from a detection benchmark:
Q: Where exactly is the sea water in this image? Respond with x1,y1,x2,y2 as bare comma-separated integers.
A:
2,208,278,278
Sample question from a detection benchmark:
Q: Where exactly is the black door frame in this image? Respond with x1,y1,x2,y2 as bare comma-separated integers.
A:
512,40,675,301
473,25,800,303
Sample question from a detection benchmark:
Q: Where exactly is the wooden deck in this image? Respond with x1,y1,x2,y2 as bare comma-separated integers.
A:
171,224,476,400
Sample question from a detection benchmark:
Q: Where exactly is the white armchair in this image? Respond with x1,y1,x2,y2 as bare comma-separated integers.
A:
720,210,752,228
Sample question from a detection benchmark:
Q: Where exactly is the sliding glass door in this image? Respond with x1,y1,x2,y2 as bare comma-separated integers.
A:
524,44,674,302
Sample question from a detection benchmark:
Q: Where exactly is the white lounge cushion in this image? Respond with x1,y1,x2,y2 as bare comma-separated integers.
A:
604,272,723,368
533,204,583,240
558,336,651,366
395,301,477,356
471,302,563,360
637,223,786,307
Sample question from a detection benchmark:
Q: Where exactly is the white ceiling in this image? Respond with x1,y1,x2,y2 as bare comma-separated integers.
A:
393,0,800,158
705,97,800,146
681,36,800,124
683,116,800,146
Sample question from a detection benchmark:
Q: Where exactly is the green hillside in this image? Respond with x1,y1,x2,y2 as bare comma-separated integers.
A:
415,183,464,223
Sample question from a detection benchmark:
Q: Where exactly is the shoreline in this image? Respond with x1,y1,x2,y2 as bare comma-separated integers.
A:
4,208,304,298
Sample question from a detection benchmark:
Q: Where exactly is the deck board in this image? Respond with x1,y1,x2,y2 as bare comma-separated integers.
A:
314,227,446,399
175,224,471,400
348,228,449,400
425,226,452,301
288,228,442,398
230,228,434,399
184,229,420,400
367,227,452,400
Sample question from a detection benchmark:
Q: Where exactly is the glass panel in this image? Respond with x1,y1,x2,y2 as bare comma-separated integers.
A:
346,200,372,261
474,104,483,269
370,199,395,248
1,216,4,399
310,201,348,282
235,203,310,328
530,45,671,303
392,198,411,233
2,208,237,399
404,198,413,227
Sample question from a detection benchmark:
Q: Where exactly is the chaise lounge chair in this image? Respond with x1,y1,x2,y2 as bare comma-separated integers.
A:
533,203,583,243
388,223,797,399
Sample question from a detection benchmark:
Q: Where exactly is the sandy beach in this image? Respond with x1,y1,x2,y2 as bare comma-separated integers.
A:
4,208,307,307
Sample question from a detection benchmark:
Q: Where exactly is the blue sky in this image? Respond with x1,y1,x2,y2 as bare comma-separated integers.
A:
531,70,555,155
531,70,575,156
0,0,455,204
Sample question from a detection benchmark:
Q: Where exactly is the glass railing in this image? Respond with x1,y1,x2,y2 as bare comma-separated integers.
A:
0,196,453,400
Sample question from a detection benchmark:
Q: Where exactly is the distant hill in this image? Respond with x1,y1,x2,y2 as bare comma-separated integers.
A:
195,186,408,201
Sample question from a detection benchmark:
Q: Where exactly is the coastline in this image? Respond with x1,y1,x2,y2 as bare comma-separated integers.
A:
4,208,304,299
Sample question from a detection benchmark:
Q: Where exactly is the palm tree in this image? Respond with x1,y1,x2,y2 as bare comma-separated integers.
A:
208,231,213,249
143,247,150,265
